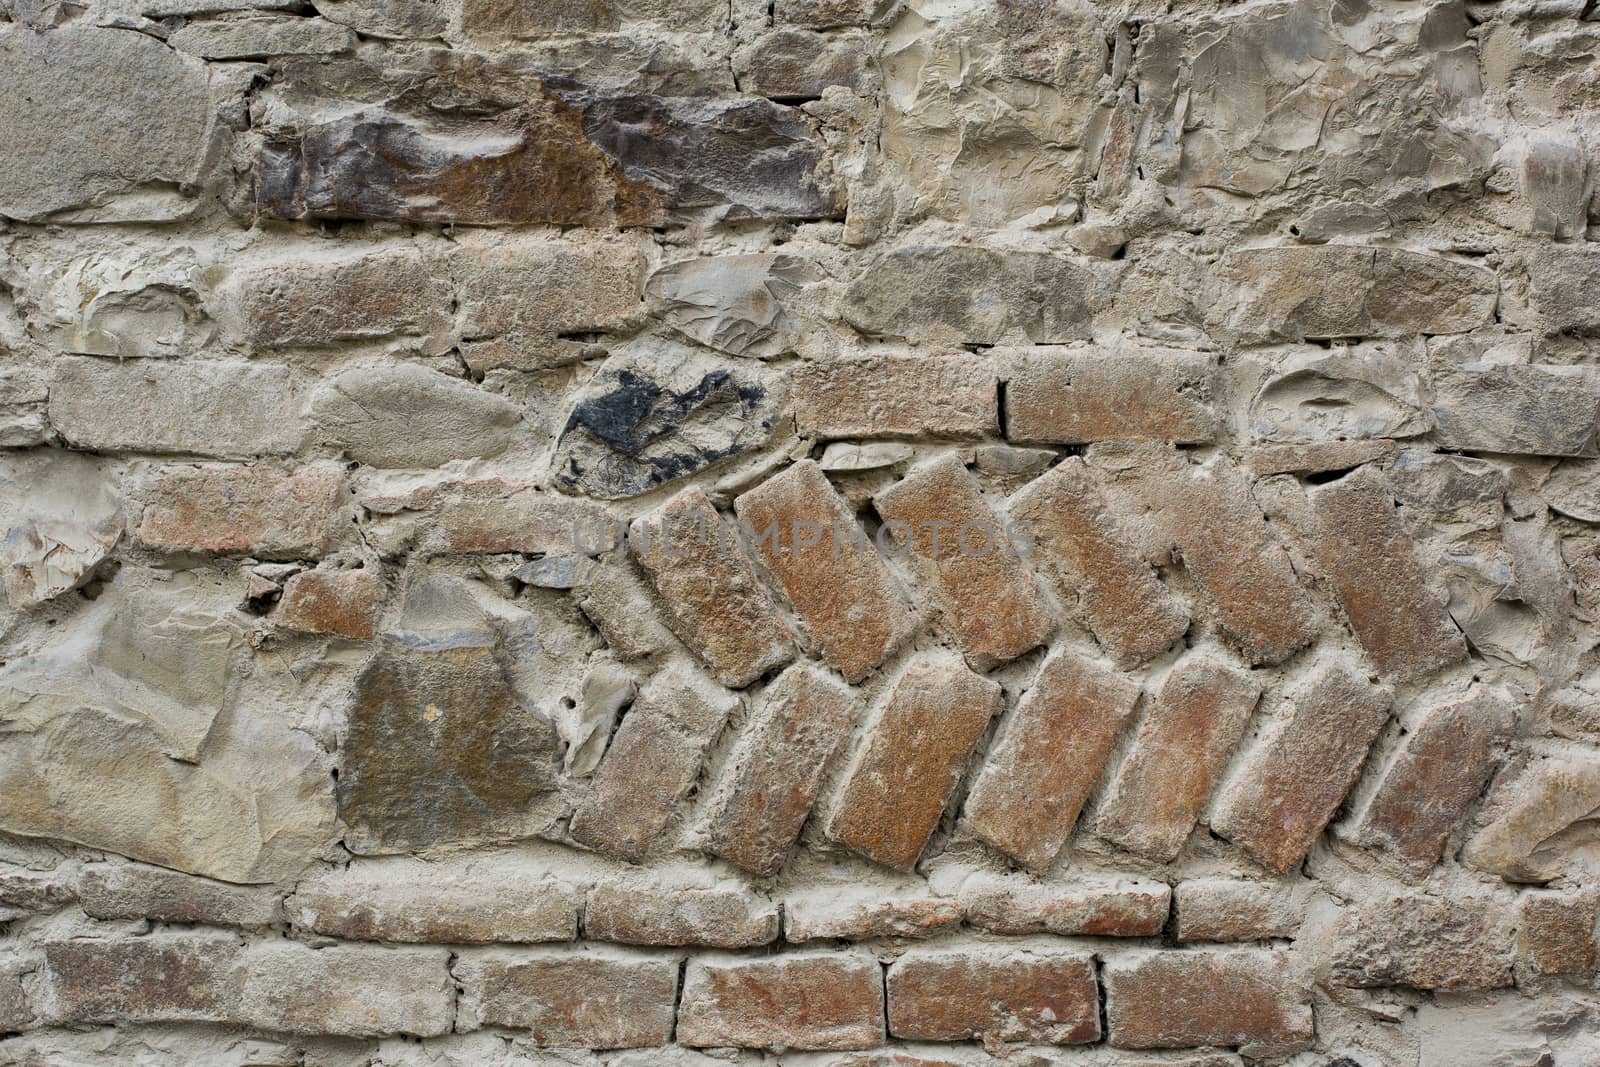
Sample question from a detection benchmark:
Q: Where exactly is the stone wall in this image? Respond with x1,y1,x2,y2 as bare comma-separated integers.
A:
1,0,1598,1064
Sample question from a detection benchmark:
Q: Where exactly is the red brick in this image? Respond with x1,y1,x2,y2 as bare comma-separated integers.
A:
1331,892,1514,991
271,567,382,640
1003,345,1217,445
78,862,279,928
874,454,1054,668
784,890,965,942
1210,663,1390,872
735,459,912,682
1176,879,1309,942
888,948,1099,1045
288,866,578,944
238,942,453,1037
631,487,794,688
1096,656,1261,861
827,655,1002,870
1105,951,1312,1053
1352,690,1513,879
585,882,778,948
706,663,858,876
1009,457,1189,667
136,461,344,557
39,935,240,1024
792,355,997,439
571,664,736,861
1306,468,1467,681
961,876,1170,937
1518,890,1599,977
456,949,678,1048
677,952,885,1051
962,649,1140,869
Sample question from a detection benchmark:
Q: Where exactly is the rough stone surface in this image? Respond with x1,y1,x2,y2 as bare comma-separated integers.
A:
312,365,520,469
238,942,453,1037
1331,892,1516,992
793,355,997,440
1104,951,1313,1054
135,462,344,558
647,253,818,358
288,864,579,944
887,948,1099,1044
1003,346,1217,445
961,878,1171,938
271,567,382,640
456,950,678,1047
678,953,885,1051
1176,880,1310,943
585,883,778,948
1518,891,1599,978
79,863,280,928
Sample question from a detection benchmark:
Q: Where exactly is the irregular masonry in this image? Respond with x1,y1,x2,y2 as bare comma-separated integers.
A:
2,0,1599,1064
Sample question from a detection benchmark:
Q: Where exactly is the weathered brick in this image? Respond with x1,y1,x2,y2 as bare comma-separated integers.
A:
288,866,579,944
678,952,885,1051
0,971,26,1032
453,235,646,340
735,460,911,682
311,365,521,470
734,28,873,99
575,557,678,661
239,942,453,1037
1352,691,1514,879
827,655,1002,870
456,949,678,1048
231,249,452,351
1331,892,1515,991
888,948,1099,1045
0,864,75,914
1096,656,1262,862
570,665,735,861
791,356,997,440
1009,457,1189,667
461,0,725,34
271,567,382,640
1305,469,1467,681
1176,880,1309,943
1244,439,1397,477
135,461,344,557
78,862,279,928
1430,364,1600,457
962,649,1140,869
39,936,240,1024
1211,664,1390,872
585,883,778,948
874,454,1054,668
778,0,877,26
706,663,857,877
784,889,965,942
962,877,1171,937
1105,950,1313,1053
169,15,353,58
1531,246,1600,336
0,366,48,447
631,488,794,688
1004,345,1217,445
1464,754,1600,882
1518,890,1599,977
50,358,305,458
422,478,615,556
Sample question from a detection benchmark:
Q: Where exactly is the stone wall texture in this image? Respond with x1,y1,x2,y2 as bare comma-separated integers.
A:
1,0,1599,1064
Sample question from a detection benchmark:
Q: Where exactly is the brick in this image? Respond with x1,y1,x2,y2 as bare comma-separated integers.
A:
39,935,240,1024
312,365,521,470
1531,245,1600,336
461,0,725,33
1331,892,1514,991
1352,691,1514,879
1244,439,1397,477
1105,950,1312,1053
1176,880,1309,942
422,477,615,556
735,460,911,682
452,235,646,340
50,358,305,458
135,461,344,557
962,649,1140,869
288,867,578,944
271,567,382,640
169,15,353,58
0,864,75,913
1518,891,1599,977
874,454,1054,668
0,971,26,1031
1009,457,1189,667
1211,664,1390,872
1306,469,1467,681
778,0,877,26
570,664,735,861
784,890,965,942
78,863,279,928
706,663,857,876
575,557,678,661
888,948,1099,1045
1431,365,1600,456
585,883,778,948
791,356,997,440
231,249,452,351
631,488,794,688
239,942,453,1037
827,655,1002,870
456,949,678,1047
1096,656,1262,862
678,952,885,1051
962,877,1171,937
0,365,48,447
1004,345,1217,445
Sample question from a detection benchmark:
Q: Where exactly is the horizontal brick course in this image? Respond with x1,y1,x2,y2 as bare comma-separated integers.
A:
888,948,1100,1044
678,952,885,1051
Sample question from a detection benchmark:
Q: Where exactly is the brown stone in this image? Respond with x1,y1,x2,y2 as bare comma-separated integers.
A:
232,250,452,350
735,460,911,682
288,867,579,944
791,356,997,440
1518,891,1599,977
677,952,885,1051
734,28,872,99
784,890,966,942
585,883,778,948
1211,663,1390,872
1104,951,1313,1053
1009,457,1189,667
1244,439,1397,477
39,936,240,1024
570,665,736,861
1176,879,1309,942
453,234,646,340
962,877,1171,937
1353,691,1514,879
962,649,1140,869
874,454,1054,668
1331,892,1515,991
423,478,615,556
631,487,794,688
706,663,857,877
1003,345,1217,445
78,863,280,928
1464,754,1600,882
1305,469,1468,681
827,655,1002,870
888,949,1099,1044
238,942,453,1037
1096,656,1262,862
0,970,26,1031
456,949,678,1047
272,567,382,640
136,462,344,557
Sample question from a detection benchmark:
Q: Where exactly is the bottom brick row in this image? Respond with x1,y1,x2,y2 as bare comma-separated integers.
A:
25,938,1313,1053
